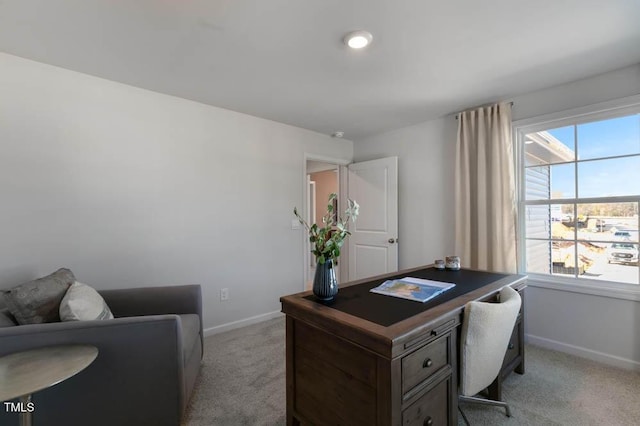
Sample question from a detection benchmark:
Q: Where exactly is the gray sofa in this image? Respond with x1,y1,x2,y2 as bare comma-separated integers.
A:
0,284,203,426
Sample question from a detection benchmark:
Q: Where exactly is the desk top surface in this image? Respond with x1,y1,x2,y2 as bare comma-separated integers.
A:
0,344,98,402
303,267,509,326
282,265,526,358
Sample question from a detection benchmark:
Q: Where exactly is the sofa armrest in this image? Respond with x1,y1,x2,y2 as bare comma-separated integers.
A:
0,316,186,426
99,284,202,319
100,285,204,363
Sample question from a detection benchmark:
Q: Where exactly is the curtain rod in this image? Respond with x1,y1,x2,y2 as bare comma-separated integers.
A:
455,101,514,120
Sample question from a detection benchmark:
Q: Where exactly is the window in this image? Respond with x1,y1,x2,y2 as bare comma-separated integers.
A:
517,104,640,287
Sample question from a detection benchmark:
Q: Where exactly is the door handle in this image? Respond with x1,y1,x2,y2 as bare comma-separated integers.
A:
388,238,397,244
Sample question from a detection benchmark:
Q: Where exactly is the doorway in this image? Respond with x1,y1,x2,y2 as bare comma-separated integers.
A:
306,160,340,289
301,155,398,291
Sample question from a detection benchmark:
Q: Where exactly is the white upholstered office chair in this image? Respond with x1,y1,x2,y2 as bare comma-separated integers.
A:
458,286,521,424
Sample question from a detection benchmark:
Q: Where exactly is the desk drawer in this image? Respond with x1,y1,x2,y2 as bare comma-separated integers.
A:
402,334,449,394
502,318,521,369
402,375,449,426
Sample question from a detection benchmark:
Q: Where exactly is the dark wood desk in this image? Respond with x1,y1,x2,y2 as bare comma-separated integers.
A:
280,266,526,426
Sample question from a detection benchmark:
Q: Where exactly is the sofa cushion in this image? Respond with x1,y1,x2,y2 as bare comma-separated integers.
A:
179,314,200,364
1,268,75,324
0,308,17,327
60,281,114,321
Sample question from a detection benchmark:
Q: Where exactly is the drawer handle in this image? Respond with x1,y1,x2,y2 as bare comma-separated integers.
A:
430,319,455,337
422,358,433,368
508,342,514,350
423,416,433,426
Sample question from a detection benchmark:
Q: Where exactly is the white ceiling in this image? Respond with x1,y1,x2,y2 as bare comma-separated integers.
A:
1,1,639,140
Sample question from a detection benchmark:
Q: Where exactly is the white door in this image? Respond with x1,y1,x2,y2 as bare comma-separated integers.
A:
347,157,398,280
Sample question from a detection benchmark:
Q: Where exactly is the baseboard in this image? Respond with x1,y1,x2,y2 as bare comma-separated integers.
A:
526,333,640,371
203,310,283,337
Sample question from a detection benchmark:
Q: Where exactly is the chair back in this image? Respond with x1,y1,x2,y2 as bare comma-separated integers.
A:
460,286,521,397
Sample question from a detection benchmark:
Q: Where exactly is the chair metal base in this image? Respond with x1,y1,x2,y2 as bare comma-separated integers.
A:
458,395,511,425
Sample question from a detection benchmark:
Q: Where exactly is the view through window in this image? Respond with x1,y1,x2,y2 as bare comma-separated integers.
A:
521,112,640,285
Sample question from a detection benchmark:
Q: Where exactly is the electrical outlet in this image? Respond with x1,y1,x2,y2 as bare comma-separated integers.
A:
220,288,229,301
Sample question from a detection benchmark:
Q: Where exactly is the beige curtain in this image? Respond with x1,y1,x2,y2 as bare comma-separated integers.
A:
454,102,517,273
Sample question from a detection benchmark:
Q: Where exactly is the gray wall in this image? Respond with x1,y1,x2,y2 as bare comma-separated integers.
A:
0,52,353,333
353,63,640,369
509,64,640,121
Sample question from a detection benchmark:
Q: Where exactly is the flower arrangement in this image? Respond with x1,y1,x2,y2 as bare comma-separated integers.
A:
294,193,359,265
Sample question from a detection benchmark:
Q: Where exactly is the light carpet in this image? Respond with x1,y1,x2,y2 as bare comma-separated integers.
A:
183,317,640,425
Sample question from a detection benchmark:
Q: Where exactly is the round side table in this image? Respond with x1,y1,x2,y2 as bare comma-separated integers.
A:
0,344,98,426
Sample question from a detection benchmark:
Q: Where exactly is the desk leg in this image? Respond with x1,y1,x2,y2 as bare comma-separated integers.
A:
487,377,502,402
18,394,32,426
515,319,525,375
285,317,299,426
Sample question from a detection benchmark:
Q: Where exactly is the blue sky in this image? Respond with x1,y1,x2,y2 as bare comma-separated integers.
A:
542,114,640,198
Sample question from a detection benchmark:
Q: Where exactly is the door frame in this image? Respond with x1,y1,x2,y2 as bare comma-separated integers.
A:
302,153,350,291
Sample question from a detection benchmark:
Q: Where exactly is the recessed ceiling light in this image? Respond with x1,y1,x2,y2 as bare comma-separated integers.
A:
343,30,373,49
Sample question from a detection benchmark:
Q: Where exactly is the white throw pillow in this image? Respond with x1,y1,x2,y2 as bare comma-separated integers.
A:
59,281,114,321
